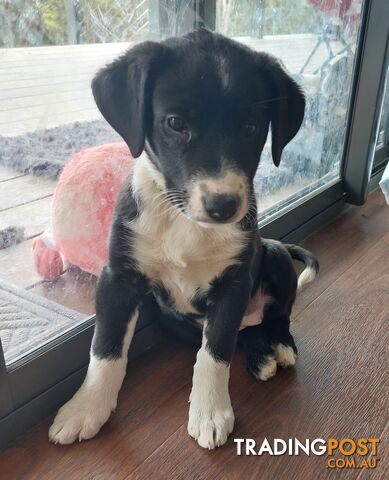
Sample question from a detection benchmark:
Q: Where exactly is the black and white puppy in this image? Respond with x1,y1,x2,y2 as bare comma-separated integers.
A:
49,29,318,449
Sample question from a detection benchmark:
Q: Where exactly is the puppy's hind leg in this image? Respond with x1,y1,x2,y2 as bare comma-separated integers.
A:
49,266,148,445
262,305,297,370
240,309,297,381
239,324,278,381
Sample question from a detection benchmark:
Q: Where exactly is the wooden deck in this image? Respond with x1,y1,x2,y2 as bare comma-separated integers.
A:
0,190,387,479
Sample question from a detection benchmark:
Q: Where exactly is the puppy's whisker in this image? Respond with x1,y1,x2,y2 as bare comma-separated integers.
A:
152,193,186,219
249,96,287,108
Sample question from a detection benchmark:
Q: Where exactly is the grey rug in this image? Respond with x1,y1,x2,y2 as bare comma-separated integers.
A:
0,120,120,180
0,278,85,365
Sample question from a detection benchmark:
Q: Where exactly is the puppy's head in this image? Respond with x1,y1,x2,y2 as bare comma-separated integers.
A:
92,30,305,225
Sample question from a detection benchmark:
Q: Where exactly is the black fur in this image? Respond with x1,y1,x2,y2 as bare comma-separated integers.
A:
285,243,320,275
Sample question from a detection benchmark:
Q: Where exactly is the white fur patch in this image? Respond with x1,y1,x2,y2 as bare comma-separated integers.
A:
130,154,248,314
274,344,297,368
49,313,138,444
297,266,317,290
256,355,277,381
188,346,234,449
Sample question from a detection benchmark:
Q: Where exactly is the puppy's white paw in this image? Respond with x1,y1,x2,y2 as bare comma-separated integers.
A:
256,355,277,381
188,397,234,449
274,344,297,368
49,393,115,445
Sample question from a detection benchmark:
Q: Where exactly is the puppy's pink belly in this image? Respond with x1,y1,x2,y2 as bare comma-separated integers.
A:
240,311,262,329
240,290,271,330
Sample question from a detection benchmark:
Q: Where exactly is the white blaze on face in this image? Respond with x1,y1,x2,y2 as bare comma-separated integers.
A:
188,169,249,223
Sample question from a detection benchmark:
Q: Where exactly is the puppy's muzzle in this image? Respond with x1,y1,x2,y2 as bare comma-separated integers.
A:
203,193,240,222
187,169,249,224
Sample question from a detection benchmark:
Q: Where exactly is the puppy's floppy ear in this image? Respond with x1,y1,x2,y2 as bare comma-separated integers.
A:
261,56,305,167
92,42,165,158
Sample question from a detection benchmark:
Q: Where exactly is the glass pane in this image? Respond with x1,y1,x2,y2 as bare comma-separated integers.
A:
216,0,363,218
0,0,154,366
0,0,363,366
375,65,389,149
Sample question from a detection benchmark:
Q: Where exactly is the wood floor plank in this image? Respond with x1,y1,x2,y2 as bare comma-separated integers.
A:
0,89,93,112
1,108,100,137
0,196,52,239
0,167,25,182
0,78,91,97
364,422,388,480
0,238,41,288
293,190,389,319
0,175,55,212
0,98,95,124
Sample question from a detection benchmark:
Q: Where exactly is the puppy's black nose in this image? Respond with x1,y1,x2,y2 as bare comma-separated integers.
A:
203,194,239,222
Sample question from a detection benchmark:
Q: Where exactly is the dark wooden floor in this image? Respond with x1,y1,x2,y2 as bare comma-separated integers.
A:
0,190,388,480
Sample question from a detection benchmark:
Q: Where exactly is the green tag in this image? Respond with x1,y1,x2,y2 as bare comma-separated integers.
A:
155,181,164,192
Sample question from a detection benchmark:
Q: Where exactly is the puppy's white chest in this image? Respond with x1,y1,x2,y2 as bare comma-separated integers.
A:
132,215,245,313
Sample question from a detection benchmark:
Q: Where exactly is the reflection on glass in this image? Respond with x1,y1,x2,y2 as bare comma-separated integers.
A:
0,0,362,365
375,66,389,148
216,0,362,214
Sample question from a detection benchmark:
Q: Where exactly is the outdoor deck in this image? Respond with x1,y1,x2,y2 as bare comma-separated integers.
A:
0,34,345,362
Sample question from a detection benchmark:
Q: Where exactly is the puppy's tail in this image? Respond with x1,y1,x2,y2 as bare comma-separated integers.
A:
284,244,319,291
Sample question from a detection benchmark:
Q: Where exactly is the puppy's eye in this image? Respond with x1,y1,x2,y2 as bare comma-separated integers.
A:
243,122,257,137
167,116,188,134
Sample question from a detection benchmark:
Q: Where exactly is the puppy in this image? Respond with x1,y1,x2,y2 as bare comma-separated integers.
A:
49,29,318,449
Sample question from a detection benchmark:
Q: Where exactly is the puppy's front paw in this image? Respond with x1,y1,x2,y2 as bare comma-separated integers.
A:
188,394,234,449
49,392,115,445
